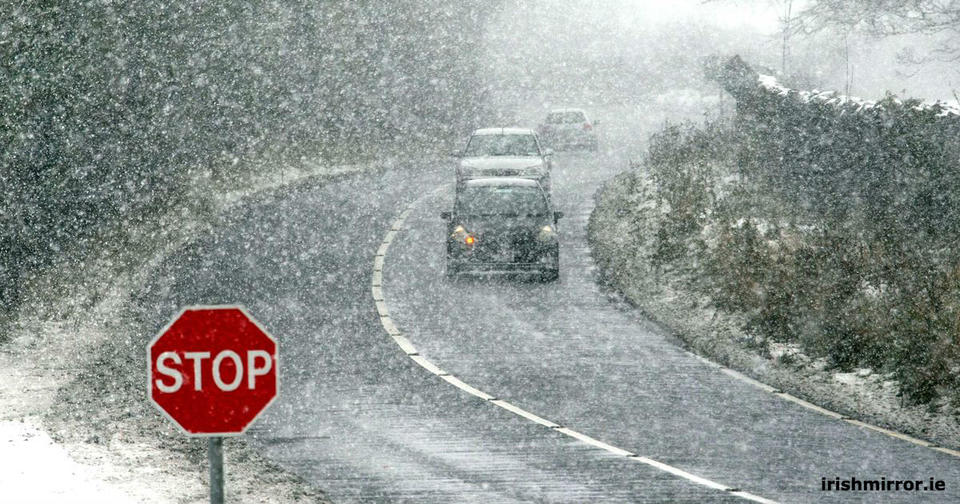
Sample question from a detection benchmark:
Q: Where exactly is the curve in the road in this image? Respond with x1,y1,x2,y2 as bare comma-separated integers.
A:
372,185,778,504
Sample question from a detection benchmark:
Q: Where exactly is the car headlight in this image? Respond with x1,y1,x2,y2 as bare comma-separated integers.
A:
451,225,477,246
537,225,556,242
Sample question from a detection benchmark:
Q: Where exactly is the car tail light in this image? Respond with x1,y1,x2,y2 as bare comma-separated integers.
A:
464,235,476,246
583,122,592,131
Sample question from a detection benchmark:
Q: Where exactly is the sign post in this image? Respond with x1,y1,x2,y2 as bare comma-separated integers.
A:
209,437,224,504
148,305,279,503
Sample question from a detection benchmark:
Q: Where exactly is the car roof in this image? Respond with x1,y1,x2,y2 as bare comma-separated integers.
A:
472,127,536,136
547,107,587,114
462,177,540,188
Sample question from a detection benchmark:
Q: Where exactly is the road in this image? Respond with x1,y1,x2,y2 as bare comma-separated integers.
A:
131,110,960,502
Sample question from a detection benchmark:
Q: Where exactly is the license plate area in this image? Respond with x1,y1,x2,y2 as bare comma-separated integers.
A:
481,240,514,263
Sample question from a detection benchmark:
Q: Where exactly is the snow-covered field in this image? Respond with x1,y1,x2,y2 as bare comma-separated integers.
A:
0,159,384,503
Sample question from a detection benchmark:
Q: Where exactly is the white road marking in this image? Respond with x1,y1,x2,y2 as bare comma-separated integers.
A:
933,446,960,457
371,185,782,503
717,359,957,456
441,375,495,401
842,418,934,446
630,456,728,491
409,355,447,376
728,491,781,504
380,317,402,336
775,392,844,420
720,368,779,394
555,428,633,457
391,335,418,355
492,400,560,429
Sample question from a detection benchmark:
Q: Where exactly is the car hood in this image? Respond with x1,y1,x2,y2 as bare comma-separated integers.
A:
459,156,544,170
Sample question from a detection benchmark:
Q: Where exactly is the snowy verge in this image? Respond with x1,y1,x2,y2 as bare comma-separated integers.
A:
588,169,960,453
0,158,390,503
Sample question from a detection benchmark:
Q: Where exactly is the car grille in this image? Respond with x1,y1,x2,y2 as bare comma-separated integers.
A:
475,232,536,262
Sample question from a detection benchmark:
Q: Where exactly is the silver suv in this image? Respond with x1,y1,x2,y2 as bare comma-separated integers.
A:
453,128,553,192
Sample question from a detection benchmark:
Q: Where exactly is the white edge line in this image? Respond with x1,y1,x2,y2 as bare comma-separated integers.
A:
706,340,958,456
720,368,778,393
729,491,781,504
842,418,933,446
381,317,402,336
491,400,560,429
372,186,781,503
409,355,446,376
631,456,728,491
441,375,495,401
391,335,418,355
933,446,960,457
555,427,633,457
775,392,844,420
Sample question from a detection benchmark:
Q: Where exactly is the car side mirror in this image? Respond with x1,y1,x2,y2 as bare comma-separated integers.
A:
554,211,563,222
440,211,452,220
449,150,462,158
543,148,554,157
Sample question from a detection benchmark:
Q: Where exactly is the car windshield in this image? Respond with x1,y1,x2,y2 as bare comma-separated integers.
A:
546,111,586,124
456,185,547,216
464,134,540,157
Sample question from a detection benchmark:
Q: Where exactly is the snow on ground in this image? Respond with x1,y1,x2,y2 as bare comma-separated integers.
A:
0,420,146,504
0,158,381,503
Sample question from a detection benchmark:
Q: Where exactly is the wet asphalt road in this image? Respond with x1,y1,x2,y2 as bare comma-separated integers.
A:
132,125,960,502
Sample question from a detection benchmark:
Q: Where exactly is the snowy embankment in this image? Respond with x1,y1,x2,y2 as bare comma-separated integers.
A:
587,169,960,453
0,158,388,503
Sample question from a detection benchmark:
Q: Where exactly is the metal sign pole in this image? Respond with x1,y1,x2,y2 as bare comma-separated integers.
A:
209,437,224,504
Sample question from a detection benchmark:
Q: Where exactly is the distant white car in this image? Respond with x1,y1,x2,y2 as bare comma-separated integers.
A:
453,127,554,192
537,108,598,152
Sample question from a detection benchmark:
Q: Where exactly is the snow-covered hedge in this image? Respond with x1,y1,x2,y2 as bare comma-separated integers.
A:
594,58,960,406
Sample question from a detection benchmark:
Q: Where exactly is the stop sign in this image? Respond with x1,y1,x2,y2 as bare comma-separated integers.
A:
148,306,279,436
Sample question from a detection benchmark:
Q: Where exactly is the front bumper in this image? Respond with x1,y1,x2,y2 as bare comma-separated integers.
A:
450,260,552,272
447,240,558,272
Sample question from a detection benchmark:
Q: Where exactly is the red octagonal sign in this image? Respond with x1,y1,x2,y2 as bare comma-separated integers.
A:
148,306,279,436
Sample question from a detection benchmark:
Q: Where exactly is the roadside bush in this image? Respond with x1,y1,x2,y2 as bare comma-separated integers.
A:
647,122,726,270
623,58,960,406
694,56,960,405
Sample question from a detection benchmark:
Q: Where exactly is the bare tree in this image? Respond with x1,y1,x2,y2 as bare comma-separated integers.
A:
795,1,960,62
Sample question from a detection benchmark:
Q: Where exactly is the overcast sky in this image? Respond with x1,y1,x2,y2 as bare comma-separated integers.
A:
610,0,786,33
